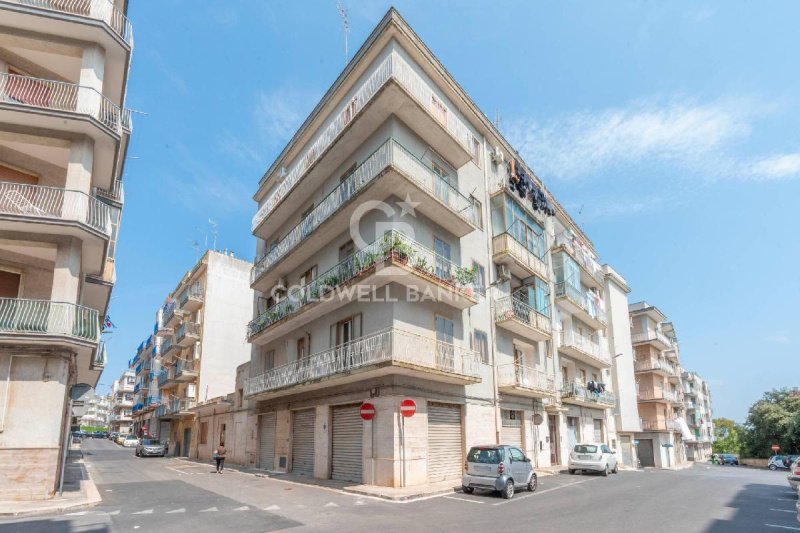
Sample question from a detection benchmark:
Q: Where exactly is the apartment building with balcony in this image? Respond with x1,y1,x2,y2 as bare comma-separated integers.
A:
0,0,133,500
109,368,134,434
682,370,714,461
242,9,640,488
79,392,109,427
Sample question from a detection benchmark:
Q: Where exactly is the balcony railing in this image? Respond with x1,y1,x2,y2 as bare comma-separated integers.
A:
94,179,124,204
631,329,674,349
245,327,481,396
0,182,112,236
248,231,477,339
251,139,479,283
0,298,100,342
175,322,200,343
6,0,134,45
497,363,556,395
561,381,616,406
554,281,607,326
640,419,678,431
252,50,476,231
492,224,548,279
494,295,551,333
558,330,610,365
634,359,678,375
156,397,196,418
178,283,203,308
0,72,132,134
637,390,682,403
554,233,604,285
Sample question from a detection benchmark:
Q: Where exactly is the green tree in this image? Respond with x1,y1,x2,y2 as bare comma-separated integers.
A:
740,388,800,458
712,417,741,454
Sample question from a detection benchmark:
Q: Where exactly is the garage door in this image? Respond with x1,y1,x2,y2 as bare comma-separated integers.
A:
158,421,170,443
291,409,315,475
331,405,363,483
427,403,463,482
638,438,655,467
501,410,523,448
258,412,276,471
620,435,633,467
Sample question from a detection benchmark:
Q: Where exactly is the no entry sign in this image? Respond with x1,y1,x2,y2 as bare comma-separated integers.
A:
360,402,376,421
400,399,416,418
771,444,781,452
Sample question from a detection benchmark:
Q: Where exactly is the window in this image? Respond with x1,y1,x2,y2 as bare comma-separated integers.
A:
473,330,489,364
435,316,454,344
330,314,362,347
297,337,308,361
592,373,598,382
434,237,451,279
339,240,355,262
470,196,482,228
593,420,604,443
237,389,243,408
498,195,545,258
432,162,450,205
513,277,550,317
299,266,317,286
219,423,226,445
339,163,357,203
472,261,485,295
431,93,447,124
562,366,569,385
579,369,587,383
199,422,208,444
470,136,481,166
509,448,525,462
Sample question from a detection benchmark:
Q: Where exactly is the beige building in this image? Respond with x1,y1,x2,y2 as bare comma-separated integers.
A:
109,368,134,434
240,9,640,488
79,392,109,428
0,0,132,500
682,370,714,461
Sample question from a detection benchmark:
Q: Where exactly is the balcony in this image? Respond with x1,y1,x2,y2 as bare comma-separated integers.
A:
245,327,481,399
252,51,478,238
552,235,604,289
160,336,180,359
497,364,557,399
491,229,549,281
631,329,674,351
175,322,200,347
247,231,478,344
178,283,203,313
160,301,181,330
171,359,198,383
251,139,481,291
494,296,551,343
156,370,169,389
633,359,679,377
640,419,678,432
637,390,684,404
561,381,616,407
558,330,611,368
94,179,124,205
554,282,606,330
155,398,196,420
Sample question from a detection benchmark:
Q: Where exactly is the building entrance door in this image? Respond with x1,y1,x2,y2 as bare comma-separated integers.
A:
548,415,560,465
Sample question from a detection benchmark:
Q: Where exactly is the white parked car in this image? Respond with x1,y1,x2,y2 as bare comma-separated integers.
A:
568,443,618,476
122,434,139,447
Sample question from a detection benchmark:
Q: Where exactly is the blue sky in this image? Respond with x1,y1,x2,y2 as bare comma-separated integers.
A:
103,1,800,422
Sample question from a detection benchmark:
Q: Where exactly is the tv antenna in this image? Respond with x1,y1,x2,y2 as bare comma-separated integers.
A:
208,219,218,251
337,2,349,64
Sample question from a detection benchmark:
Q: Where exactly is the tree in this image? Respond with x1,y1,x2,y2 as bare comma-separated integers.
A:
713,418,741,454
740,388,800,458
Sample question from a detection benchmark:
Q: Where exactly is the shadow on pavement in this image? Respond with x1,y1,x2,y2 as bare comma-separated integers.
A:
703,481,798,533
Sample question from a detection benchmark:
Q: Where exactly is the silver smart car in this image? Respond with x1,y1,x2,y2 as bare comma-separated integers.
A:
462,445,537,499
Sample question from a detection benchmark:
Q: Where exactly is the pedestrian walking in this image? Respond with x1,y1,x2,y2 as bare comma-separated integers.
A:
214,441,226,473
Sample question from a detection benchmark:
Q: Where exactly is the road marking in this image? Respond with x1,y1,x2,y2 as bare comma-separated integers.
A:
132,509,153,514
199,507,218,512
324,502,339,508
770,509,796,513
66,511,91,516
108,510,120,515
233,506,250,511
355,500,367,506
765,525,800,531
493,492,536,506
166,508,186,514
443,495,485,504
264,505,281,511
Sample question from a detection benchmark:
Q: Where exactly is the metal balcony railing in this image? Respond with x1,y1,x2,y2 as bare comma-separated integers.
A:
175,322,200,343
492,221,548,278
554,281,607,325
497,363,556,395
248,231,477,338
631,329,674,348
561,381,616,406
251,139,479,283
252,51,476,231
6,0,134,45
161,300,177,325
0,182,112,236
0,298,100,341
637,389,682,403
245,327,481,396
494,295,551,333
553,233,604,285
558,330,610,365
94,179,124,203
0,72,132,133
633,359,678,375
178,283,203,308
640,418,677,431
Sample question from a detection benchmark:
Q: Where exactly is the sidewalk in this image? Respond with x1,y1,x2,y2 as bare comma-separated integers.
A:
0,442,102,517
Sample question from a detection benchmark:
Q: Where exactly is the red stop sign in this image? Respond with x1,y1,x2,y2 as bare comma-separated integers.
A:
360,402,375,421
400,399,416,418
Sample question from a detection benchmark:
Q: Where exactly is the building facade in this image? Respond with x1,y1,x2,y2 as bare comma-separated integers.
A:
109,368,134,434
242,9,639,488
682,371,714,461
0,0,133,500
79,392,110,428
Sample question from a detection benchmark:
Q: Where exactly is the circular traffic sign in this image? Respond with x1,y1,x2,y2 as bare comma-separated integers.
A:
400,399,416,418
771,444,781,451
360,402,376,421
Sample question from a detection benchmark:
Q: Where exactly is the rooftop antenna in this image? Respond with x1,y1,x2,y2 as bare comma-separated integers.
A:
208,219,218,251
494,109,501,130
337,2,349,64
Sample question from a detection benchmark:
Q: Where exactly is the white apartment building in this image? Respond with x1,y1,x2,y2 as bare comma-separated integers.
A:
129,250,252,456
242,9,639,488
682,371,714,461
0,0,132,500
79,392,109,428
109,368,134,434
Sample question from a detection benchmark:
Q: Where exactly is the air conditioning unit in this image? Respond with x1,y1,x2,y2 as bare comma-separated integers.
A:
491,146,505,164
497,264,511,280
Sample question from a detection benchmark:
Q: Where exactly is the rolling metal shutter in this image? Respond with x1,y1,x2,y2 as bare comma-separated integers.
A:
427,403,463,482
331,405,363,483
501,410,523,448
258,412,276,471
291,409,315,475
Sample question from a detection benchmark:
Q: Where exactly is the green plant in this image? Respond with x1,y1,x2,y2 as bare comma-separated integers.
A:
454,265,477,286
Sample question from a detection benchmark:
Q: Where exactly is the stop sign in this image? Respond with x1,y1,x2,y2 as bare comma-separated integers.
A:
360,402,375,421
771,444,781,452
400,399,416,418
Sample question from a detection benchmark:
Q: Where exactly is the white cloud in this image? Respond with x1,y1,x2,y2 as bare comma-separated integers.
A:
766,334,791,344
748,153,800,180
255,87,315,148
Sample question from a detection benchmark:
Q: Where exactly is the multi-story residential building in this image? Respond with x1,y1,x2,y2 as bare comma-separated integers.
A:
109,368,135,434
682,370,714,461
241,8,639,488
630,303,693,467
79,392,110,428
131,250,252,456
0,0,133,499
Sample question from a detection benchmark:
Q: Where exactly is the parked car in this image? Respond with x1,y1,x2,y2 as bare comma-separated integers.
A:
568,443,618,476
719,453,739,465
462,445,537,499
768,455,800,470
122,434,139,447
135,438,166,458
109,432,119,441
115,433,127,445
788,457,800,491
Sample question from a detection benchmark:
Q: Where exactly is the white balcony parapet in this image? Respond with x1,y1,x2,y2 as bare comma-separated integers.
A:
245,327,481,396
558,330,610,366
631,329,674,349
251,51,476,232
0,297,100,342
4,0,133,45
0,182,112,236
0,72,133,134
251,139,479,283
637,389,682,403
497,363,556,395
554,281,607,326
248,230,476,338
633,359,678,375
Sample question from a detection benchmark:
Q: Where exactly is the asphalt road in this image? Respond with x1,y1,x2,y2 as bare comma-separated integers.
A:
1,438,797,533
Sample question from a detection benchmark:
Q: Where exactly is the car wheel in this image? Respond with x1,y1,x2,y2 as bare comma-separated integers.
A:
612,463,619,474
161,453,166,458
502,479,514,499
527,473,538,492
769,465,778,471
602,464,609,477
462,486,474,494
568,469,576,475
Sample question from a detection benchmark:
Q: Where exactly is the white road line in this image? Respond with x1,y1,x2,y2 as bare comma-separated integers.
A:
132,509,153,515
108,510,120,515
765,525,800,531
199,507,218,512
355,500,367,506
443,495,485,505
531,477,600,497
264,505,281,511
493,492,536,506
66,511,91,516
324,502,339,508
770,509,796,513
165,508,185,514
233,506,250,511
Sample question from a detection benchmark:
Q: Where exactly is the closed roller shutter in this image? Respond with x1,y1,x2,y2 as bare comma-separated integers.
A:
258,412,276,470
427,403,463,482
501,410,523,448
291,409,315,475
331,405,363,483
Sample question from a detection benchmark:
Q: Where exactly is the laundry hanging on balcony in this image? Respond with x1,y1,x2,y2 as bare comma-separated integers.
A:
507,160,556,217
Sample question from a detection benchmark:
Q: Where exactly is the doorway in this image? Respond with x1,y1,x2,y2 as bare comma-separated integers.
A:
548,414,560,465
182,428,191,458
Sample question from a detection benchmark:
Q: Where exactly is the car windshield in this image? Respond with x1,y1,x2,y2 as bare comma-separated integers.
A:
467,447,504,464
125,436,137,440
142,439,160,445
574,445,598,453
722,454,735,459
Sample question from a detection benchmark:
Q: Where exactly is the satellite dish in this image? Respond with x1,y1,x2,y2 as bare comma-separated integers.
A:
533,413,544,425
